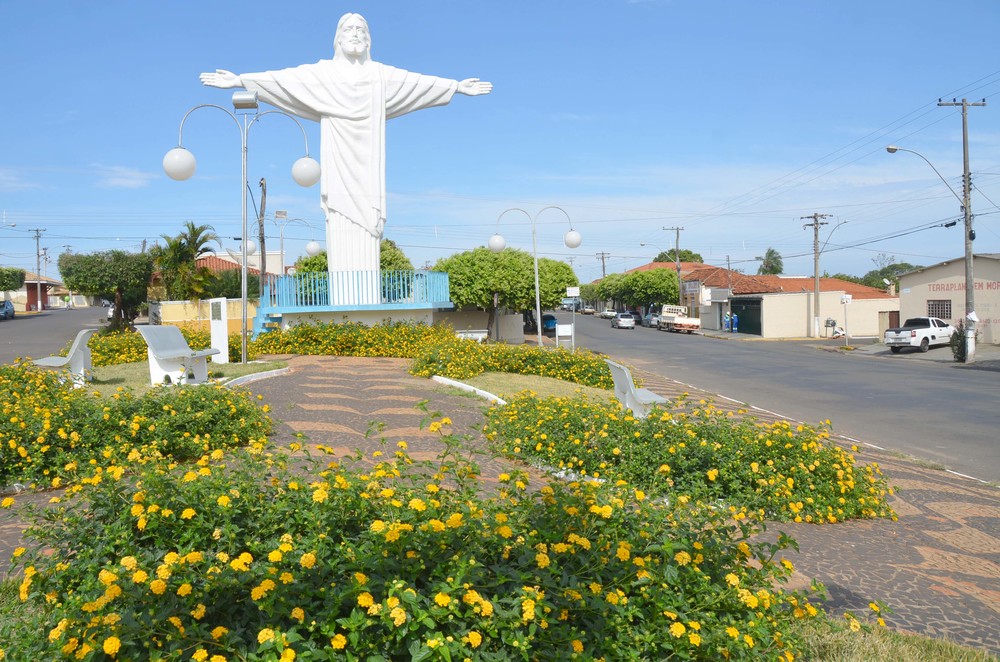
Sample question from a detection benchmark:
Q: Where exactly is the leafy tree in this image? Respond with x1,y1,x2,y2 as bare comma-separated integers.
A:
756,247,784,275
621,268,679,307
202,268,259,299
380,239,413,271
0,267,26,292
860,254,920,290
59,250,153,331
151,221,220,300
293,240,413,274
825,272,863,284
579,283,599,307
596,272,626,307
654,248,703,264
433,247,577,335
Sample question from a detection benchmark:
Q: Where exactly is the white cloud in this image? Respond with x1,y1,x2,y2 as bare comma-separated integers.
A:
0,168,40,192
91,165,157,189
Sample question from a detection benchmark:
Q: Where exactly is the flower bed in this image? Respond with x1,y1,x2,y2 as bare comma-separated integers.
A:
484,393,896,524
3,435,821,660
0,363,271,490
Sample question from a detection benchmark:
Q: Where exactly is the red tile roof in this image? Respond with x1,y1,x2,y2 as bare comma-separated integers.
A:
750,275,895,299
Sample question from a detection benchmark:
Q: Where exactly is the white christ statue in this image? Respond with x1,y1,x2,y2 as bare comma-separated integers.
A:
200,12,492,284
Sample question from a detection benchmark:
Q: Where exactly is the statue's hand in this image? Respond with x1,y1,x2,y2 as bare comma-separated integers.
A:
200,69,243,89
457,78,493,96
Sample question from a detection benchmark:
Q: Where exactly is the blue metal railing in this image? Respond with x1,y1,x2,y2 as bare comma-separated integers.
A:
260,270,450,310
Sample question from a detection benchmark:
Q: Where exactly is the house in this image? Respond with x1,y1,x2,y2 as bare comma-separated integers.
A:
896,253,1000,345
5,271,64,312
683,266,899,338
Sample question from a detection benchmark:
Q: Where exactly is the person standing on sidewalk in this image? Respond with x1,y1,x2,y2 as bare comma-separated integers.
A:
731,313,739,333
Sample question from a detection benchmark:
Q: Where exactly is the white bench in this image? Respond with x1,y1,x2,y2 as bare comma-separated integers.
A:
32,328,97,387
138,325,221,385
456,329,489,343
604,359,667,419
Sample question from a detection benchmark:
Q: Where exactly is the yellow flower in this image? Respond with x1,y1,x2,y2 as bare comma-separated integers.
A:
536,552,551,569
300,552,316,569
674,551,691,566
103,636,121,656
669,622,686,638
211,626,229,640
706,468,719,481
571,639,584,653
217,495,231,507
725,573,740,587
192,650,208,662
149,579,167,595
726,627,739,639
291,607,305,622
258,628,275,644
434,592,451,607
390,606,407,626
467,631,483,648
688,632,701,646
331,634,347,649
358,592,374,608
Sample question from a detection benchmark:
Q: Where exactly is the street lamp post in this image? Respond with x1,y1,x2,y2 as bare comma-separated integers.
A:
163,91,320,363
273,210,321,275
887,144,976,363
489,206,582,347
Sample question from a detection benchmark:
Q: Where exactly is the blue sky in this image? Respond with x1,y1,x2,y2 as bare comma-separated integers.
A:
2,1,999,285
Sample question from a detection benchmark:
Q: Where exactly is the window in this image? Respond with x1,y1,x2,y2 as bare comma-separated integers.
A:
927,300,952,319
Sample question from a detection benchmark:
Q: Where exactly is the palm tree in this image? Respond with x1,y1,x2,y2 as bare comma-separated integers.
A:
154,222,220,300
756,248,784,275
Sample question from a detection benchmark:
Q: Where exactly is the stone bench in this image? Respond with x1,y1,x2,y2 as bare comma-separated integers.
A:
137,325,221,385
456,329,489,343
32,328,97,387
604,359,667,419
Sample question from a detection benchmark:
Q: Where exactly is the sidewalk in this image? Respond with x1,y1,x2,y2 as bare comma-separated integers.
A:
2,354,998,655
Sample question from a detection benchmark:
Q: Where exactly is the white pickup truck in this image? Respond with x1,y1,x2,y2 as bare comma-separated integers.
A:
883,317,956,353
657,305,701,333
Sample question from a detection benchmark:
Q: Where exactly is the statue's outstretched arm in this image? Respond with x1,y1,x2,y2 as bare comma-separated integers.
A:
200,69,244,89
457,78,492,96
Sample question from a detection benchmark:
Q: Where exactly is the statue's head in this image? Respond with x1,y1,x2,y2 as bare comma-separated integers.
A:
334,13,371,61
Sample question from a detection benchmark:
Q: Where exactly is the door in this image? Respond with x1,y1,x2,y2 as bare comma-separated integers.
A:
730,298,762,336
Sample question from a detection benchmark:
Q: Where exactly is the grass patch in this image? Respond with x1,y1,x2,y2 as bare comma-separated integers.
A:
86,359,286,397
465,371,615,402
791,617,999,662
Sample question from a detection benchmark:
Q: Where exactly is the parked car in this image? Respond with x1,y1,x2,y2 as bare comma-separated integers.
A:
0,300,13,320
541,313,558,335
611,312,635,329
581,306,596,315
600,308,617,319
642,311,660,328
884,317,956,353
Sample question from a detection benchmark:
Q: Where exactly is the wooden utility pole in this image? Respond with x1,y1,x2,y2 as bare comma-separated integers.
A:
802,213,831,338
257,178,267,295
595,252,610,278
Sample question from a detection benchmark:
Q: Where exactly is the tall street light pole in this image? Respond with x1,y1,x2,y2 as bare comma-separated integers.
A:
489,207,582,347
163,91,320,363
887,137,979,363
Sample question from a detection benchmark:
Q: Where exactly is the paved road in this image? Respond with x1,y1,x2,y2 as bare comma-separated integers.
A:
569,313,1000,484
0,307,108,366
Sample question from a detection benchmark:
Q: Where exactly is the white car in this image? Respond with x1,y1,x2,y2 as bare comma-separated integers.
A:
600,309,617,319
611,312,635,329
642,312,660,328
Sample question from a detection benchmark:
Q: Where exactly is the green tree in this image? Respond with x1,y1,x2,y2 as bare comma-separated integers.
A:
579,283,599,307
59,250,153,331
756,247,784,275
151,221,220,300
202,269,259,299
0,267,26,292
621,268,679,307
860,254,919,290
654,248,703,264
293,240,413,273
433,247,577,335
596,272,626,307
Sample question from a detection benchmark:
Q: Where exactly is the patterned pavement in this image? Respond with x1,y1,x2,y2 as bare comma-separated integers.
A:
2,353,997,656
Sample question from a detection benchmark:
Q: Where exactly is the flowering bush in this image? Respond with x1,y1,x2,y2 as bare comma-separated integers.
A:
484,394,896,524
0,363,271,490
409,336,614,389
248,319,456,359
3,430,821,660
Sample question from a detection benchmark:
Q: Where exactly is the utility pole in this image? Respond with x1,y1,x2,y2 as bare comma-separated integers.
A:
29,228,45,312
938,97,986,363
662,226,684,308
802,213,831,338
257,178,268,296
595,252,610,278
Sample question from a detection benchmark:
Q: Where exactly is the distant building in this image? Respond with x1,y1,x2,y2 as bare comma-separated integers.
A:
897,253,1000,345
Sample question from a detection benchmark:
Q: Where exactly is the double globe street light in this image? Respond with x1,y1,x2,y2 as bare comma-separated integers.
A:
489,206,582,347
163,91,320,363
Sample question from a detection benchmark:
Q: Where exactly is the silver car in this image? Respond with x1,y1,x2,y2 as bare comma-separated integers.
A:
611,312,635,329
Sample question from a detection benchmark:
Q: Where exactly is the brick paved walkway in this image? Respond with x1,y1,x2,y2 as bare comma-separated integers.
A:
2,354,997,656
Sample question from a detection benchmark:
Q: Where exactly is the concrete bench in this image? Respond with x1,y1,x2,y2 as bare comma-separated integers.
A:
32,328,97,387
137,325,221,385
604,359,667,419
456,329,489,343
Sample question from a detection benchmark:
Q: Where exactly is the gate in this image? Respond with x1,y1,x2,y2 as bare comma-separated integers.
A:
730,298,762,336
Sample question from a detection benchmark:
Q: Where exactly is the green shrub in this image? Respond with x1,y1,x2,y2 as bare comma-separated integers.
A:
484,393,896,524
0,363,271,490
3,432,821,660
